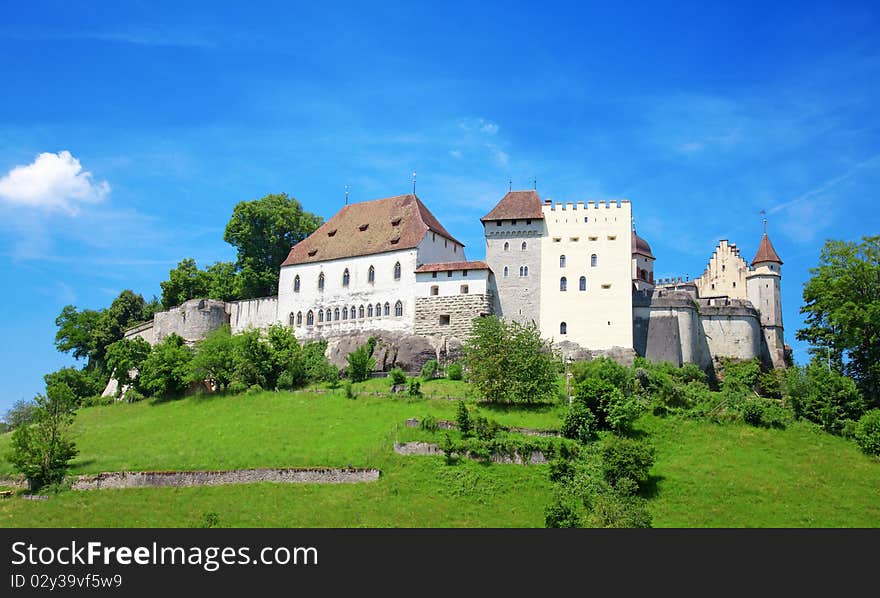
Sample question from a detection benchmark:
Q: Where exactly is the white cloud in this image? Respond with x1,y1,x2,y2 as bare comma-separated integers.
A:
449,149,463,159
0,151,110,214
459,118,499,136
486,143,509,167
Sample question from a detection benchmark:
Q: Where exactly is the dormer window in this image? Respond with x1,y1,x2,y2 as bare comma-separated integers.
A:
390,236,400,244
359,224,369,231
327,229,337,237
391,217,402,226
308,249,318,257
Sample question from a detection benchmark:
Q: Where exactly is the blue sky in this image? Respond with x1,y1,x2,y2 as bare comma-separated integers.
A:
1,1,878,413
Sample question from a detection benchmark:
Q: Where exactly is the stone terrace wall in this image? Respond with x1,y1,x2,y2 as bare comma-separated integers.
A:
71,467,380,490
414,292,494,339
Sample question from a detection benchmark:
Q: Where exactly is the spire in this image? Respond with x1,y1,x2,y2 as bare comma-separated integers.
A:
751,233,783,266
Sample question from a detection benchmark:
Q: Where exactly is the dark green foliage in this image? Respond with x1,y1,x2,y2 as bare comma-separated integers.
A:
463,316,558,404
266,324,306,390
189,326,237,390
572,378,643,434
7,383,79,490
440,433,457,464
232,329,274,388
3,399,37,429
446,362,463,381
105,337,151,396
223,193,323,299
160,258,240,309
571,357,633,394
600,436,655,488
548,458,575,483
343,379,356,400
418,415,439,432
123,388,145,403
561,402,595,443
797,236,880,404
545,499,581,528
226,380,248,395
407,379,422,397
137,334,194,400
587,485,653,528
786,361,866,434
720,358,761,395
456,401,471,436
472,415,501,441
43,367,106,404
199,511,221,528
420,359,439,381
346,340,376,383
389,367,407,386
854,409,880,456
741,400,765,426
302,341,337,384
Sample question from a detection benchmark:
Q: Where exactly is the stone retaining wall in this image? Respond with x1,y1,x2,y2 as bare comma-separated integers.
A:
404,418,559,437
393,442,547,464
71,467,380,490
414,293,494,338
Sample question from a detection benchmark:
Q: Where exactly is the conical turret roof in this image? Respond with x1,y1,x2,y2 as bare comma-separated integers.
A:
751,234,782,266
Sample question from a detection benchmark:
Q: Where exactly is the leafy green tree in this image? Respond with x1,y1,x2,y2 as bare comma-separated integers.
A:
266,323,306,389
785,360,865,434
456,400,471,436
561,402,596,443
204,261,239,302
854,409,880,456
3,399,37,430
43,367,106,403
160,258,209,309
232,329,274,388
446,362,463,380
420,359,439,381
138,334,194,400
798,236,880,405
346,340,376,383
463,316,558,404
7,383,79,490
189,326,237,391
301,340,338,384
54,305,102,364
105,337,152,396
223,193,323,299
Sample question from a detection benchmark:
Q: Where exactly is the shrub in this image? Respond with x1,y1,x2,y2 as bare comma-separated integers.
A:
587,487,652,528
421,359,439,381
137,334,194,400
44,367,107,404
548,458,575,484
440,433,458,464
545,500,581,528
80,394,115,408
720,358,761,394
572,357,633,394
742,399,765,427
232,329,273,389
561,402,596,444
456,401,472,436
346,341,376,383
472,415,501,441
786,361,866,434
761,402,788,429
573,379,642,433
854,409,880,456
408,379,422,397
606,395,645,434
227,380,248,395
447,362,463,380
123,388,145,403
301,340,337,384
343,379,356,400
104,337,152,397
389,367,407,386
600,436,655,488
246,384,264,395
419,415,439,432
189,326,236,391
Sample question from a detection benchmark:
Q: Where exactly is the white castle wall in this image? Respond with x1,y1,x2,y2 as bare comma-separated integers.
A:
540,200,633,350
228,297,279,334
415,269,489,296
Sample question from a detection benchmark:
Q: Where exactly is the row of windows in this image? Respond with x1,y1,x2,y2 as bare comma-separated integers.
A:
293,262,402,293
559,254,598,267
503,241,529,251
559,276,589,291
291,301,405,327
502,265,530,277
495,219,533,227
430,284,469,295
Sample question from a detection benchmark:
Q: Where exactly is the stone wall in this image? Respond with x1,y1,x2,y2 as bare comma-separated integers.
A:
153,299,230,343
414,292,494,339
228,296,279,334
71,467,380,490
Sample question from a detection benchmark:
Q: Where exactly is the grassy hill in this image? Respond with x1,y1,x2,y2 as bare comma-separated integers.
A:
0,380,877,527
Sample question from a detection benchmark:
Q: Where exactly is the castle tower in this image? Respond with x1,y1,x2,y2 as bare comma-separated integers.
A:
746,229,785,368
631,228,655,292
481,190,544,326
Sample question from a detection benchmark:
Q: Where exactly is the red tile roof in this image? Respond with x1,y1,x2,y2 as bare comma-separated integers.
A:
751,234,783,266
281,194,463,267
631,230,654,259
415,260,489,273
480,190,544,222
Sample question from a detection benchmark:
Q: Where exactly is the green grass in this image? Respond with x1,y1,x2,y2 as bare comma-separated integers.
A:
0,390,877,527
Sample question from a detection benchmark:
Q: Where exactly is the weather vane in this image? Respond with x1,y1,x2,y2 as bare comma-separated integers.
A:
345,184,350,205
412,171,417,194
533,176,537,191
759,209,767,234
508,179,512,192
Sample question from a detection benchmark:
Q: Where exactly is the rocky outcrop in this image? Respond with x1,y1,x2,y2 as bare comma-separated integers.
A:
555,341,637,367
325,331,452,372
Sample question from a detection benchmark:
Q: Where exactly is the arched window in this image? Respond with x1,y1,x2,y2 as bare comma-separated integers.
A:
318,272,325,290
368,304,374,317
560,322,567,335
293,275,300,293
503,266,509,277
358,305,365,318
560,276,567,291
368,265,375,283
579,276,586,291
384,302,390,316
375,303,381,317
334,307,340,321
350,306,356,320
289,312,296,326
504,242,509,251
393,261,401,280
395,300,403,317
318,309,324,323
325,308,331,322
306,310,314,326
521,241,527,251
296,311,302,326
523,265,529,277
591,254,598,267
342,307,348,320
560,255,566,268
342,268,350,287
431,285,439,296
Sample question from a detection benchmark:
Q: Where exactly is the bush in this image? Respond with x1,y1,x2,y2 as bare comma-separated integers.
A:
80,394,115,408
573,379,642,433
742,399,765,426
587,487,653,528
545,500,581,528
246,384,263,395
472,415,501,441
421,359,439,381
408,379,422,397
227,380,248,395
389,367,407,386
786,361,866,434
346,340,376,383
854,409,880,456
440,433,458,464
189,326,236,391
561,402,596,444
44,367,107,404
137,334,194,400
447,362,463,380
548,458,575,483
456,401,471,436
418,415,439,432
123,388,145,403
600,436,655,488
572,357,633,394
343,379,356,400
720,358,761,394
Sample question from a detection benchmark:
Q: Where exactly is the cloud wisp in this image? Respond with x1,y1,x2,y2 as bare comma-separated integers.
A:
0,151,110,214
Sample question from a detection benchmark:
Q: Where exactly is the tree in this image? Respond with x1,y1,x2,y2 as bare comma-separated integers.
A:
798,236,880,406
7,383,79,490
346,340,376,383
223,193,323,299
785,360,865,434
43,367,106,403
463,316,558,404
232,329,274,388
54,305,102,364
105,337,152,396
138,334,194,400
3,399,37,430
189,326,237,391
160,258,209,309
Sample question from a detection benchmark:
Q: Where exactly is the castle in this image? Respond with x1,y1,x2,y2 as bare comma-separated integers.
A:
116,190,787,381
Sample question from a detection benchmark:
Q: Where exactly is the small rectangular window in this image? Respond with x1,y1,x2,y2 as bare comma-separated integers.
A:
511,220,517,225
447,271,453,277
460,285,469,294
589,235,598,241
526,219,531,225
439,315,450,326
462,270,468,277
496,221,502,227
608,235,617,240
432,272,437,278
553,237,561,242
